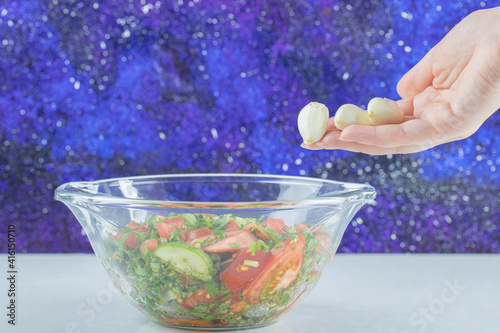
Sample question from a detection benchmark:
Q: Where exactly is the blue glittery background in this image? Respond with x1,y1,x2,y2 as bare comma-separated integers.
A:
1,0,499,253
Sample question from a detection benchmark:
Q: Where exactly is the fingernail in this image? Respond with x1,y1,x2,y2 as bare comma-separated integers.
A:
339,135,352,142
301,143,322,150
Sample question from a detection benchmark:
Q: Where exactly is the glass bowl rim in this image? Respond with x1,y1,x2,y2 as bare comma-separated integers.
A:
54,173,376,210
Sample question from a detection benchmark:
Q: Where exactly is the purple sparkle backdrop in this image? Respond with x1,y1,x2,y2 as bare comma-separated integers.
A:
0,0,499,253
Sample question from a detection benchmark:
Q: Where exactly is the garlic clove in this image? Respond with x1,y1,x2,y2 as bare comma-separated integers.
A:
334,104,372,130
367,97,404,125
297,102,329,144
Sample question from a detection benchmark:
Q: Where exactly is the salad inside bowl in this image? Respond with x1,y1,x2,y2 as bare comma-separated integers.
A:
55,174,375,330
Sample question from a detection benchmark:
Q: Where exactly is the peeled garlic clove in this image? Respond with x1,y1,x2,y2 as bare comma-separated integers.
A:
367,97,404,125
297,102,329,144
334,104,372,130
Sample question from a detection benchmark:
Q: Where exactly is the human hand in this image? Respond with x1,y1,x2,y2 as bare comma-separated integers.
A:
305,7,500,155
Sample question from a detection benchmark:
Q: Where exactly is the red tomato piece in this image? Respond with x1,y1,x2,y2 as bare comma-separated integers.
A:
244,235,306,303
123,234,140,250
180,286,214,310
261,218,288,234
183,228,214,243
199,213,216,218
220,249,272,292
158,216,185,228
125,221,148,233
139,238,158,254
117,221,149,250
156,223,176,240
202,231,258,253
224,220,240,231
108,231,123,241
187,234,218,247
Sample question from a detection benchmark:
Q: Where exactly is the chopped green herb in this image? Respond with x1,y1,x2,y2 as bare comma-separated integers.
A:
246,240,270,255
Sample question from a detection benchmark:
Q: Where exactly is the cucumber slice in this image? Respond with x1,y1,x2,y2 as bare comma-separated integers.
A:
154,243,213,281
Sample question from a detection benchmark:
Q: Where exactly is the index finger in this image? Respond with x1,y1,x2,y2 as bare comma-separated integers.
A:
397,48,435,99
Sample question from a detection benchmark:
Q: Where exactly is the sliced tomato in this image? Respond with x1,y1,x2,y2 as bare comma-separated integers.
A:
220,249,272,292
224,220,240,231
108,231,135,250
202,230,258,253
156,223,176,240
139,238,158,254
244,235,306,302
183,228,214,243
261,218,288,234
158,216,185,228
180,285,214,310
155,217,186,240
125,221,148,233
123,234,140,250
108,231,123,241
189,235,218,248
119,222,149,250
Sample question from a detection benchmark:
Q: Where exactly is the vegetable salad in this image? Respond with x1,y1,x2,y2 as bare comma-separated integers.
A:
105,213,333,328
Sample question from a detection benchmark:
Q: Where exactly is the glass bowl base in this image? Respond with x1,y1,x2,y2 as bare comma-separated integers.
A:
154,320,279,331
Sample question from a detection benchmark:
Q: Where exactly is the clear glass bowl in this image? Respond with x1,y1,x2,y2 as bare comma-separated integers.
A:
55,174,375,330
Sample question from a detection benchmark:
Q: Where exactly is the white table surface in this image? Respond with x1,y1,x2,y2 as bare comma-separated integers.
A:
1,254,499,333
